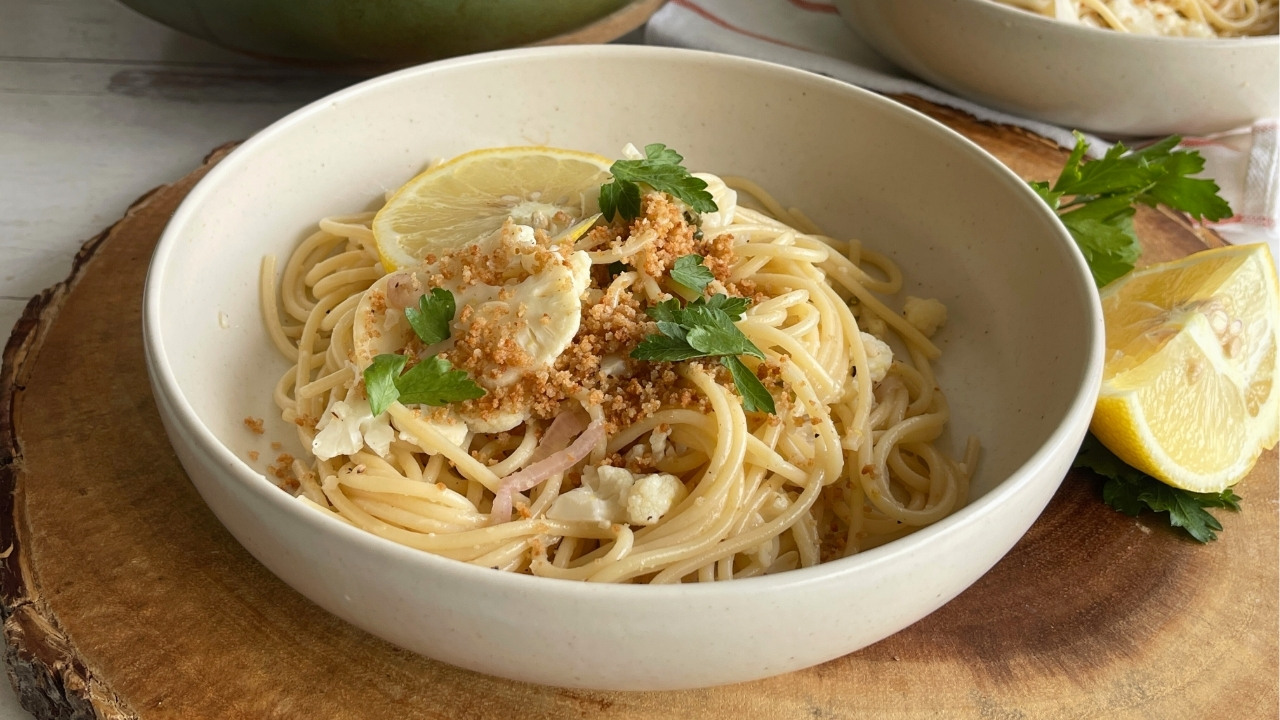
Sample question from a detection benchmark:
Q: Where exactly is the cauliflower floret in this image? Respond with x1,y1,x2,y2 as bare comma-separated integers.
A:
903,296,947,338
598,354,628,378
313,389,467,462
593,465,634,503
860,312,887,338
622,425,675,467
626,473,688,525
620,142,646,160
311,397,396,461
546,465,687,526
546,466,629,524
399,414,467,449
649,425,671,463
544,488,615,525
859,332,894,384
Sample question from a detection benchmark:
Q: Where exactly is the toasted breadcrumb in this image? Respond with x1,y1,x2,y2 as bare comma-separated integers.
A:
243,417,265,435
371,191,770,435
630,192,699,279
267,453,295,484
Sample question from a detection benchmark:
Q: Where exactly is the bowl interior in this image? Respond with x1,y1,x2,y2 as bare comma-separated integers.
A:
148,46,1094,517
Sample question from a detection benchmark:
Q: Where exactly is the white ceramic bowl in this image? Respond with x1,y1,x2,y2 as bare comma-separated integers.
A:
835,0,1280,137
143,45,1103,691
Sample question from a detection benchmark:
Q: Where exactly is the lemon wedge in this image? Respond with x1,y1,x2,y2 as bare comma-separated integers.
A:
1091,243,1279,492
372,146,612,271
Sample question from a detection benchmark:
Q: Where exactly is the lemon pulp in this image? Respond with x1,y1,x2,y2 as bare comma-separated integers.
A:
372,146,612,271
1091,243,1279,492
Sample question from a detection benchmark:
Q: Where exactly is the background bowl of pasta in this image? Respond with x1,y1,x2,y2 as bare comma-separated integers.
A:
143,45,1103,690
835,0,1279,137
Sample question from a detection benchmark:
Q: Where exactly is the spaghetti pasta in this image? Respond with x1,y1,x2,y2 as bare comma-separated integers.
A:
995,0,1279,36
260,149,978,584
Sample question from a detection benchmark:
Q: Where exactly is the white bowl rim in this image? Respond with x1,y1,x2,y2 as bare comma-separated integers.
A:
961,0,1280,46
143,43,1104,600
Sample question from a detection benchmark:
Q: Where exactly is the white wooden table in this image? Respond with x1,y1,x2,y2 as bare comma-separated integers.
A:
0,0,369,344
1,1,393,716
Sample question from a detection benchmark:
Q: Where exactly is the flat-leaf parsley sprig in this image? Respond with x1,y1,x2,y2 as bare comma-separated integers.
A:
599,144,718,222
631,255,775,414
403,287,454,345
1073,435,1241,543
1031,132,1233,287
669,253,716,294
1036,134,1241,542
363,288,485,415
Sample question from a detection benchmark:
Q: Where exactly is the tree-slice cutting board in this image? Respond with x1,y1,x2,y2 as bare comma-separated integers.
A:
1,96,1276,720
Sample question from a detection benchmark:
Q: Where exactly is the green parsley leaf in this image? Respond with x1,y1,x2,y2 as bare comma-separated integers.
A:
364,354,407,417
1035,132,1233,287
1055,129,1091,191
721,356,775,414
1146,173,1233,222
646,298,684,324
599,179,640,224
701,293,750,320
404,287,455,345
1029,180,1062,210
655,320,689,342
1137,485,1240,543
670,254,715,294
682,307,765,359
641,295,764,360
632,334,705,362
362,353,486,416
1190,488,1243,511
687,324,763,359
1061,214,1141,287
394,355,487,407
632,292,774,413
1074,434,1241,543
638,143,685,166
598,144,717,222
1126,133,1182,160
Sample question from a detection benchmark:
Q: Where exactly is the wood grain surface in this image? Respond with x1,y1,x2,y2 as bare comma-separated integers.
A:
1,99,1276,720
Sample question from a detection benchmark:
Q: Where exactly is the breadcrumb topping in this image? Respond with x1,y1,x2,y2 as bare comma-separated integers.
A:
369,190,768,436
450,281,711,435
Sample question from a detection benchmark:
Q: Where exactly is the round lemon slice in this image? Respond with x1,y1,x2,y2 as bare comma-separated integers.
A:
372,146,612,271
1091,243,1279,492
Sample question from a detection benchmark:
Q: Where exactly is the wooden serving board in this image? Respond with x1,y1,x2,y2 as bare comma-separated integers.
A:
1,97,1276,720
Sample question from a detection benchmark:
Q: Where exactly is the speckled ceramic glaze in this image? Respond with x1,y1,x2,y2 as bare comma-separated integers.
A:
118,0,636,65
143,46,1103,690
835,0,1279,137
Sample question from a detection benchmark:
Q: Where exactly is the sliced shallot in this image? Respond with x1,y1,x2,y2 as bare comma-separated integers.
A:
528,406,590,465
489,418,604,525
386,271,422,310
